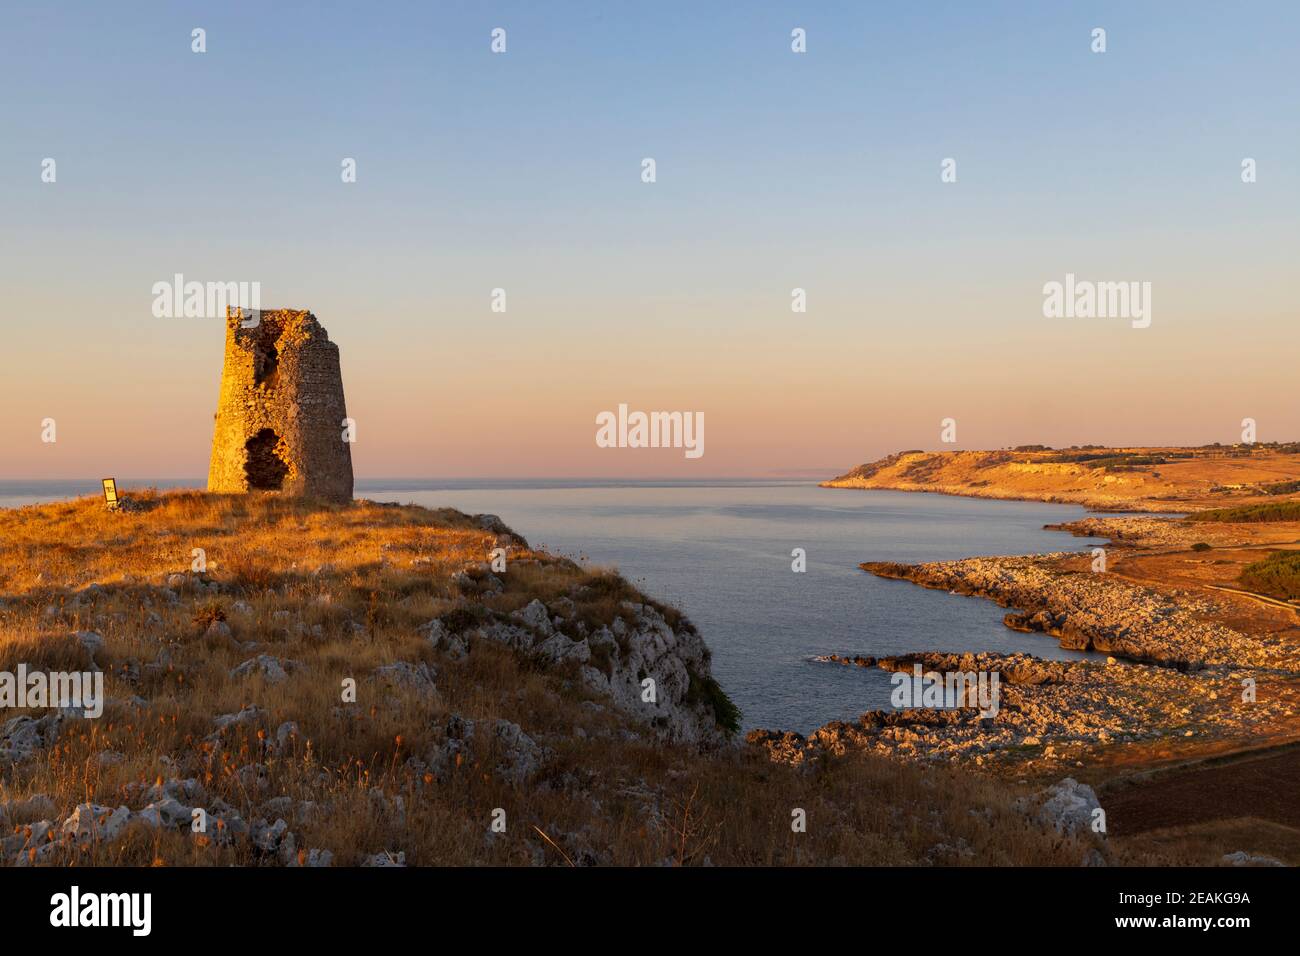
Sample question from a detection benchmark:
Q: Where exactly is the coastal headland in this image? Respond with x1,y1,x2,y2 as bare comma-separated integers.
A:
749,445,1300,862
819,443,1300,513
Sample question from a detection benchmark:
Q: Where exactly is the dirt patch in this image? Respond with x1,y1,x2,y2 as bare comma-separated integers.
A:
1104,746,1300,836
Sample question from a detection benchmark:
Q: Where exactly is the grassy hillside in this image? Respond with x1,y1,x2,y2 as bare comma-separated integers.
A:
0,491,1121,866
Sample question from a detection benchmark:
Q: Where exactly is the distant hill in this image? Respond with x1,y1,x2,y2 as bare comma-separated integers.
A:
821,444,1300,513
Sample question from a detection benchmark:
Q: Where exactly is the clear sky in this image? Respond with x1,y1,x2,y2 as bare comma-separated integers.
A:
2,1,1297,479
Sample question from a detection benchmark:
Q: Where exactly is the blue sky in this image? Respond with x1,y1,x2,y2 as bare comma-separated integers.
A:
2,2,1297,477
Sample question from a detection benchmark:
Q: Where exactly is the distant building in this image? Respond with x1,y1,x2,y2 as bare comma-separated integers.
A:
208,308,353,502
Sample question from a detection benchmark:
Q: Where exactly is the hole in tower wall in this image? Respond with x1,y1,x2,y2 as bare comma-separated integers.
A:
244,428,289,490
253,342,279,386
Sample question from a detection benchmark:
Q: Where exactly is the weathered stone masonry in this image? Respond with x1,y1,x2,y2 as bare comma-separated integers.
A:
208,308,353,502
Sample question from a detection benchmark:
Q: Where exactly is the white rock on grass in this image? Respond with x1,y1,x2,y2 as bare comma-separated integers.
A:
489,719,543,784
419,618,468,660
433,598,732,747
431,715,543,785
288,848,333,867
1223,850,1285,867
1032,778,1102,836
369,661,438,698
143,777,203,803
534,632,591,667
514,599,554,636
479,621,534,651
136,798,193,829
250,817,290,852
584,602,728,747
0,714,64,764
230,654,301,684
61,803,132,845
208,705,265,741
0,793,57,824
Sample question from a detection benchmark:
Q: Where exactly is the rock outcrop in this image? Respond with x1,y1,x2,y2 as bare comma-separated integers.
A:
861,555,1284,669
426,595,733,747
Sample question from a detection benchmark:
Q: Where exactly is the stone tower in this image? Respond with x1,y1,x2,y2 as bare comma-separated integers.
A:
208,308,353,502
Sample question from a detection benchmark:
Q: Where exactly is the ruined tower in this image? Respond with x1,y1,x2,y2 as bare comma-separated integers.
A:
208,308,353,502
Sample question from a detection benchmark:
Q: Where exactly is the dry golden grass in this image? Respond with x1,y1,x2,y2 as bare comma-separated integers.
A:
1114,818,1300,867
0,489,1149,866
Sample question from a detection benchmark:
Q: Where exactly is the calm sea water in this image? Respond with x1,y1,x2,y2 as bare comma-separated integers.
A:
1,478,1105,732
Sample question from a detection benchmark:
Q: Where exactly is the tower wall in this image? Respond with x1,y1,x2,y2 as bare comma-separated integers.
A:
208,308,353,502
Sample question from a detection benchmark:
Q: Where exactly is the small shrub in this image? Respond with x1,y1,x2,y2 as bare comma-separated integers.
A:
1262,480,1300,496
439,604,489,633
580,570,639,602
1239,550,1300,600
587,640,615,677
192,602,227,628
1187,501,1300,523
225,553,278,590
687,671,741,735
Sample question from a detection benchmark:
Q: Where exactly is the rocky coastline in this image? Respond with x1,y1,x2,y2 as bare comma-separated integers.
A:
749,511,1300,781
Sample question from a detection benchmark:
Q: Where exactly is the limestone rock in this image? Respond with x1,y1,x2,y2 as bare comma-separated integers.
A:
370,661,438,699
208,705,265,741
1032,777,1102,836
288,848,333,867
514,599,554,635
61,803,132,845
362,850,407,867
419,618,467,659
0,714,63,764
487,719,543,785
230,654,301,684
0,793,56,825
250,817,290,853
1223,850,1285,867
136,798,193,829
